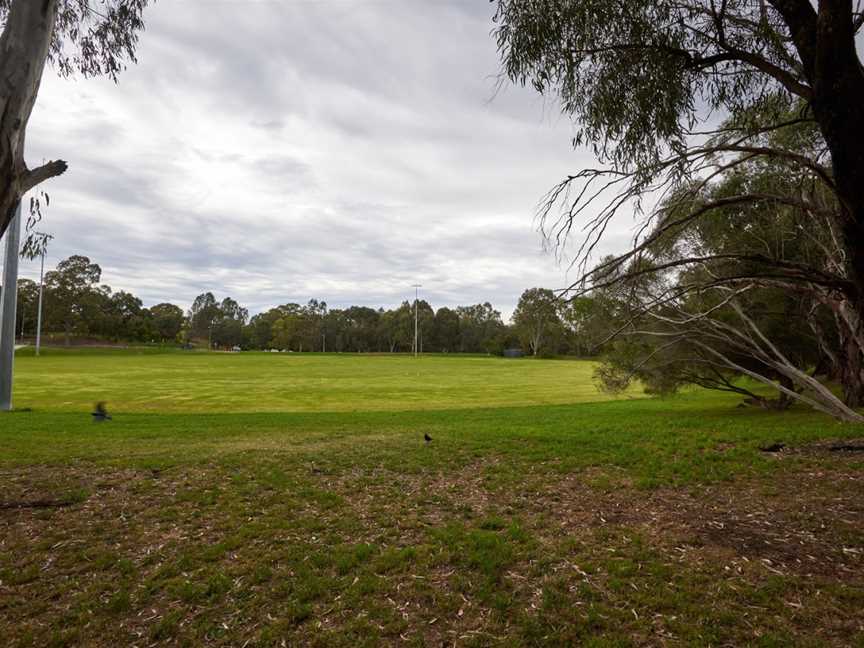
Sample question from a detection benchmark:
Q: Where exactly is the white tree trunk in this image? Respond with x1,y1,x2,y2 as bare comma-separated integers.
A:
0,0,67,239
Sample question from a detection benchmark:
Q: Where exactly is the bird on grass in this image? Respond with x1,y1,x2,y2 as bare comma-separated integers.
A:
91,402,112,422
424,433,432,444
759,442,784,453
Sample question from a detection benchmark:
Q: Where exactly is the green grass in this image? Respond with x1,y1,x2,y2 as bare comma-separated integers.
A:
1,348,862,647
10,349,643,413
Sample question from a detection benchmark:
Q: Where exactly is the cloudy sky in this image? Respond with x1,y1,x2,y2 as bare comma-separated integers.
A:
21,0,631,320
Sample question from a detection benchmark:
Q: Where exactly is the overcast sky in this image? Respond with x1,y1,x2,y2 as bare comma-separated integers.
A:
20,0,632,320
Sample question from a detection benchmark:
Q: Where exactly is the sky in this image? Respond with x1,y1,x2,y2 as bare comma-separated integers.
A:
19,0,633,321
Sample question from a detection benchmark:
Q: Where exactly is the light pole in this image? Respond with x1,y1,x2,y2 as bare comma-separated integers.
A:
35,249,45,357
0,202,22,411
412,284,422,357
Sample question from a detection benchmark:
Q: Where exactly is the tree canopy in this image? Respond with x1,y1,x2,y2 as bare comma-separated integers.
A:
12,256,591,356
495,0,864,420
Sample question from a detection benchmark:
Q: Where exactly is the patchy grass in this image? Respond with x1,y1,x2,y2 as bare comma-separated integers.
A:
1,350,863,646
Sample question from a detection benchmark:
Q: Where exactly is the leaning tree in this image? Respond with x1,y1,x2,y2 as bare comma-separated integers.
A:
587,142,864,421
495,0,864,412
0,0,149,239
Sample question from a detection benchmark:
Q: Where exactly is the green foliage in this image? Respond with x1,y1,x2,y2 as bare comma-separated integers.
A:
494,0,802,169
149,303,185,342
20,257,582,356
494,4,864,415
588,116,843,411
42,254,102,342
513,287,563,356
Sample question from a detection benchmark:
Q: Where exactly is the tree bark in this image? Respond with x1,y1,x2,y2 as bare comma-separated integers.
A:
771,1,864,411
832,301,864,407
774,374,796,410
0,0,67,239
531,325,543,356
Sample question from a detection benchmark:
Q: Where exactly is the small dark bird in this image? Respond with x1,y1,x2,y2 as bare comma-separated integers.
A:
91,402,112,422
759,442,785,453
424,433,432,443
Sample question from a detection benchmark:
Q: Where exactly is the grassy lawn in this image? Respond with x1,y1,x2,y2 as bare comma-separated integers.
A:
1,350,863,647
9,348,643,413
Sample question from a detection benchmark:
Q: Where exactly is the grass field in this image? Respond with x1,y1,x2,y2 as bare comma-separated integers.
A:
1,349,863,647
9,348,643,413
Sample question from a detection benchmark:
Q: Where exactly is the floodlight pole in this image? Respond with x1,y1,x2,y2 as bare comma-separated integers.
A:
36,249,45,357
0,202,22,411
412,284,422,357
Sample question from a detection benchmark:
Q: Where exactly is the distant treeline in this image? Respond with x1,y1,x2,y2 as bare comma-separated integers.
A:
6,255,609,356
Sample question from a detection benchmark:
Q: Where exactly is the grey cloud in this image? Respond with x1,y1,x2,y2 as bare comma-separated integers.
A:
250,119,285,132
19,0,633,321
251,155,313,184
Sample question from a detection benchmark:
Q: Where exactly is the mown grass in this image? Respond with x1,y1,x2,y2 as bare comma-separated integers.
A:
9,349,643,413
1,349,863,647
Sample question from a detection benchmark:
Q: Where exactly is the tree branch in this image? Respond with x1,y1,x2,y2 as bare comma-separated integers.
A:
767,0,819,81
21,159,68,193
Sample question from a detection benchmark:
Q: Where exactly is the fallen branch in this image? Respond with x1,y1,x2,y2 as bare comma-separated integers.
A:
0,498,76,510
829,444,864,453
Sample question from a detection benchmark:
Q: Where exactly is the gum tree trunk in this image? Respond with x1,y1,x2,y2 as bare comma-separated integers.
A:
0,0,68,239
833,301,864,408
771,0,864,410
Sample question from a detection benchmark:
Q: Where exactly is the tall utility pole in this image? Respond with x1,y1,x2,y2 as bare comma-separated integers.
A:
35,249,45,356
412,284,422,357
0,203,22,411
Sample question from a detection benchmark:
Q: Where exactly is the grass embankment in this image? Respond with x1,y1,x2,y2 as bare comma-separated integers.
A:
1,350,862,646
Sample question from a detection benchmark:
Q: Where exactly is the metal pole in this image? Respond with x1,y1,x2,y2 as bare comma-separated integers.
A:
0,203,22,411
36,250,44,357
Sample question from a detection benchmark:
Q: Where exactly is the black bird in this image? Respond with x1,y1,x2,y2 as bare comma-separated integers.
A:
91,402,112,422
424,433,432,443
759,442,784,453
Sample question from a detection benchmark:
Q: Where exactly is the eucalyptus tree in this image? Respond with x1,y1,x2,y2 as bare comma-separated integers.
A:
512,288,562,356
0,0,149,238
559,296,609,358
149,302,185,342
380,302,414,353
247,308,284,349
413,300,435,353
456,303,505,353
302,299,328,351
588,133,864,421
341,306,381,352
432,307,460,353
189,292,220,339
14,278,38,337
495,0,864,412
42,254,101,345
